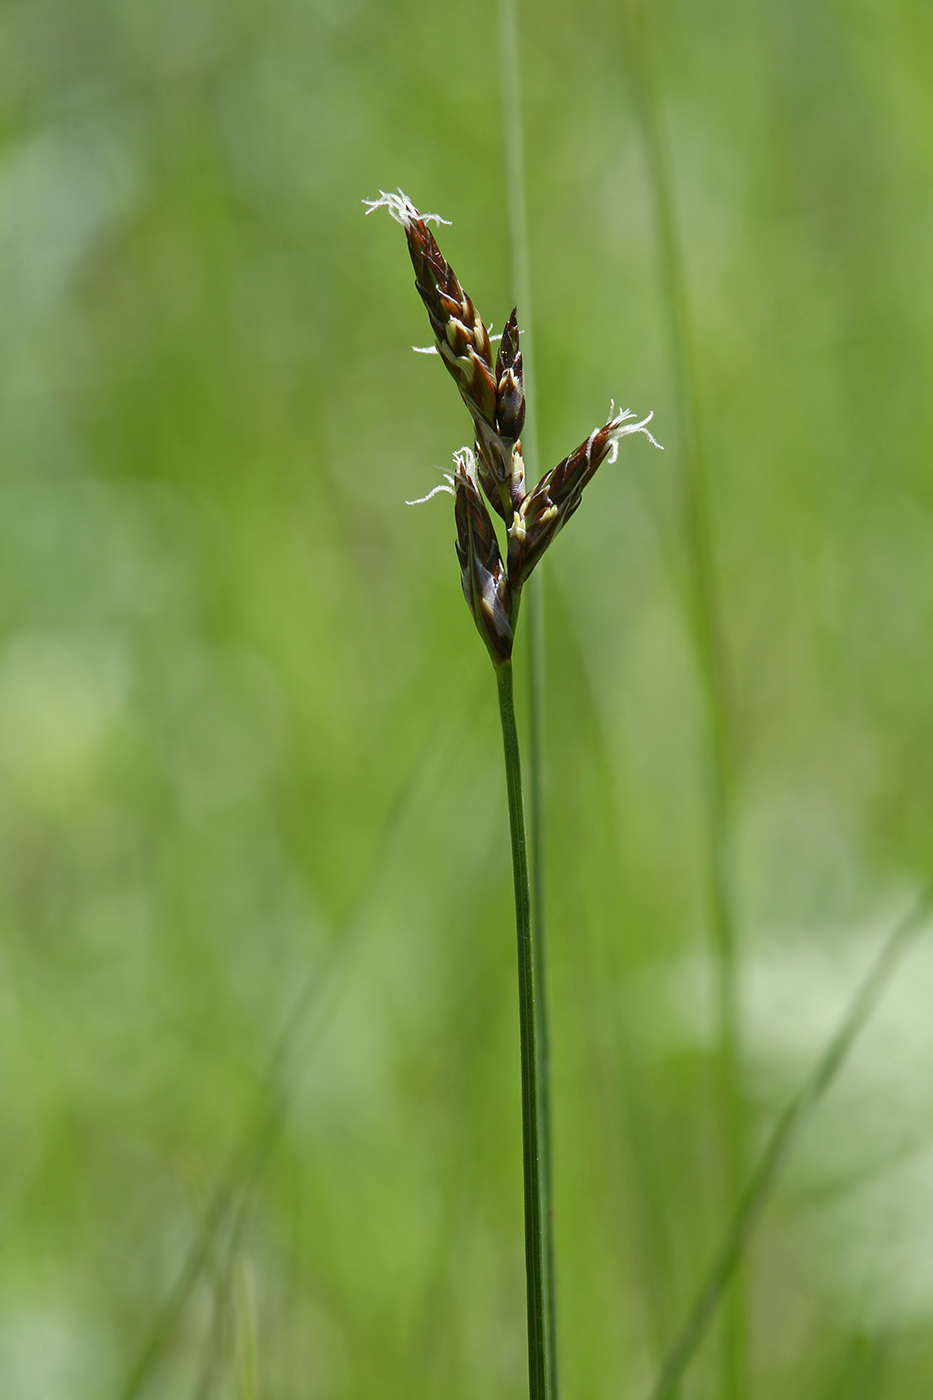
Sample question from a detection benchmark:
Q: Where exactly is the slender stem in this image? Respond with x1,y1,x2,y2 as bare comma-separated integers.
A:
497,3,559,1390
496,657,551,1400
525,582,556,1382
622,4,745,1394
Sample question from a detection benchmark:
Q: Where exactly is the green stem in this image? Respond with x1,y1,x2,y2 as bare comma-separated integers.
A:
496,656,551,1400
525,580,557,1381
497,2,559,1388
498,5,554,1383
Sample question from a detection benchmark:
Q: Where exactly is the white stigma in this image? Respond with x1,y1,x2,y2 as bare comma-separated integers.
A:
604,405,663,461
452,446,478,482
362,188,451,230
406,465,456,506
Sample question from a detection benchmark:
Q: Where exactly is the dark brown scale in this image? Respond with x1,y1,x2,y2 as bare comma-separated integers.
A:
454,465,514,664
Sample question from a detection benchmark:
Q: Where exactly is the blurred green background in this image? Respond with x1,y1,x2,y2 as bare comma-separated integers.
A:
3,0,933,1395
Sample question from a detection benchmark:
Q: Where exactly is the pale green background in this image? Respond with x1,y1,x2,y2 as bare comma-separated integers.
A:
2,0,933,1395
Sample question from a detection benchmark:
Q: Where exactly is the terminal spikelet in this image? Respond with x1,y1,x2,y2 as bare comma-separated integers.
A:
364,190,524,519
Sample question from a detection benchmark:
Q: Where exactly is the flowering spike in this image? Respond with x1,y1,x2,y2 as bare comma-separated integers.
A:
508,407,663,587
367,191,661,662
365,189,522,522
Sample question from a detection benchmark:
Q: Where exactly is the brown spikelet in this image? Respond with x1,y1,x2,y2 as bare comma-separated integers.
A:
402,210,500,463
508,409,660,587
453,451,515,664
365,191,524,521
495,307,525,443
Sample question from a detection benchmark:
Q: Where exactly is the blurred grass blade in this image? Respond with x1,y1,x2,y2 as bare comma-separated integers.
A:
650,881,933,1400
620,1,745,1392
555,598,678,1349
118,961,335,1400
118,693,482,1400
234,1260,260,1400
830,1331,892,1400
498,0,558,1390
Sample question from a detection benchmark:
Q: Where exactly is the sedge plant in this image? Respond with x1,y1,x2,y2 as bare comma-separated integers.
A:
365,189,660,1400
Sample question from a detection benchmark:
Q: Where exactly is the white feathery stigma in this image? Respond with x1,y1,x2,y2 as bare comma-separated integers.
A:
407,445,479,507
604,402,663,462
406,463,455,506
362,189,451,229
452,445,478,481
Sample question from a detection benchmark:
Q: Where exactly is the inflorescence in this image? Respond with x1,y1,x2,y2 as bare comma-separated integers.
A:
365,189,661,666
